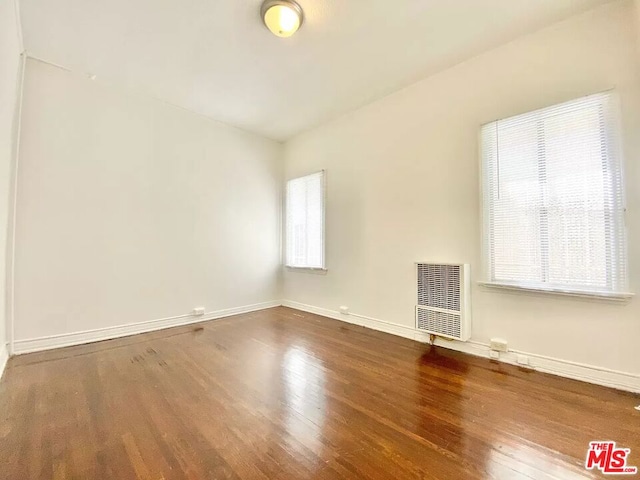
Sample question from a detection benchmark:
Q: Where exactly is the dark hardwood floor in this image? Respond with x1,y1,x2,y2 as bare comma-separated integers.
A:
0,306,638,479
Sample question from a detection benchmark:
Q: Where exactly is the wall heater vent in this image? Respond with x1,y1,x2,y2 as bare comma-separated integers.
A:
416,263,471,341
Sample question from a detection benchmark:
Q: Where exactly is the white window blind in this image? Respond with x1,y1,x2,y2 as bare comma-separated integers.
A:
286,171,325,269
481,92,627,295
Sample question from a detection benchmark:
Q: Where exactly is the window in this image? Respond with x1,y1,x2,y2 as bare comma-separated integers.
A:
481,92,627,296
286,171,325,269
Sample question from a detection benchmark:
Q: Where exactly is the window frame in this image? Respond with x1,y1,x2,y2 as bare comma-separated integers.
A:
479,92,631,300
284,170,327,272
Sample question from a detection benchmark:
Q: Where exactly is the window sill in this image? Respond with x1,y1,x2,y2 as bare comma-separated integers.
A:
285,266,328,275
478,281,634,302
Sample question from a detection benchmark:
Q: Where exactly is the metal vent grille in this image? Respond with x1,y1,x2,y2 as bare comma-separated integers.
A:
416,262,469,341
417,264,460,311
417,308,461,339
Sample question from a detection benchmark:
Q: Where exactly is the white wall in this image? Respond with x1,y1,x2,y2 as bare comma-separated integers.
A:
13,58,282,343
283,0,640,377
0,0,22,367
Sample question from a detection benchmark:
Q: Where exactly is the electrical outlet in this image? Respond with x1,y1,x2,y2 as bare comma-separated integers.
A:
490,338,508,352
517,354,529,366
339,306,349,315
192,307,205,316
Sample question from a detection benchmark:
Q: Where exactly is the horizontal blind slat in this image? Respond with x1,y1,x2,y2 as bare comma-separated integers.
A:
286,171,325,269
482,92,627,294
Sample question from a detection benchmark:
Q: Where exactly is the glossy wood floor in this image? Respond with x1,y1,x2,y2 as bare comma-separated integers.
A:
1,307,638,479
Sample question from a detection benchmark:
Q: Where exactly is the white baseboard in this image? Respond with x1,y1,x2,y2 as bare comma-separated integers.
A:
0,343,8,379
282,300,640,394
13,300,281,355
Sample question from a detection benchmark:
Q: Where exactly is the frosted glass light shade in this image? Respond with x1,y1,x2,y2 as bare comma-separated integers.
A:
261,0,303,38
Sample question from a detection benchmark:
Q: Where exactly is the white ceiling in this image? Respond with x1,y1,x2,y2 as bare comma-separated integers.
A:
19,0,614,141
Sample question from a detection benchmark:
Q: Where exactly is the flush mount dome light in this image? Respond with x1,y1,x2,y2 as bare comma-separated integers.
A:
261,0,304,38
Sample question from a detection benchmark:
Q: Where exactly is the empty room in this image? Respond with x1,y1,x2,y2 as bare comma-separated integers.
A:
1,0,640,478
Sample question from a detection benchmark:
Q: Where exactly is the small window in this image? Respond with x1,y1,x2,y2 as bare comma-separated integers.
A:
286,171,325,269
481,92,627,295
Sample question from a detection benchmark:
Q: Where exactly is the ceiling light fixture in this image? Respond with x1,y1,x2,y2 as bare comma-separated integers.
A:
261,0,304,38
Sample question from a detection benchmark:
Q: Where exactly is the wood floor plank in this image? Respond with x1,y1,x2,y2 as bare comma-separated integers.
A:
0,306,638,479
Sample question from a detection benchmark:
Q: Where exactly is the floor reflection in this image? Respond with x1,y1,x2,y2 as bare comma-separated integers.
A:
416,344,471,465
281,346,327,461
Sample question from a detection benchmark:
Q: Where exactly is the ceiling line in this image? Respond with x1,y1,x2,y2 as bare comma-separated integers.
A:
24,54,284,144
12,0,24,54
